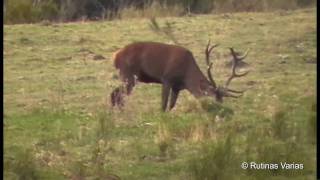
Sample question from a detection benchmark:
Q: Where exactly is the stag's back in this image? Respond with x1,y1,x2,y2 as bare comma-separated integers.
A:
112,42,196,79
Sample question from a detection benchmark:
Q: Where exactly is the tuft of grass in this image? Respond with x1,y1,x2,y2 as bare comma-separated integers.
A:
271,108,290,140
5,147,39,180
188,135,240,180
95,110,115,140
155,122,172,157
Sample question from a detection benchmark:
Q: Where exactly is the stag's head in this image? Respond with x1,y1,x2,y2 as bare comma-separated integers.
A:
205,41,250,103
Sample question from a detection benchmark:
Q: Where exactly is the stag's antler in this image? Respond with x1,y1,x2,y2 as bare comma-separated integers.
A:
223,47,250,98
205,40,219,88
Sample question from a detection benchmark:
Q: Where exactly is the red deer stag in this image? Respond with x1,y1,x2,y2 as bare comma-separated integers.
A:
110,41,249,111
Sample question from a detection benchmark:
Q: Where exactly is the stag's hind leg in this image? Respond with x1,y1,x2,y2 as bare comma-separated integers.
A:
119,69,136,95
111,70,136,108
125,75,136,95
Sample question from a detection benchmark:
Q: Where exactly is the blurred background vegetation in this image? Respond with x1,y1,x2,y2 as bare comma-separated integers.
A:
4,0,316,24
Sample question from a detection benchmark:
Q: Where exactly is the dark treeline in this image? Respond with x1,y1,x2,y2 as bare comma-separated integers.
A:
4,0,316,24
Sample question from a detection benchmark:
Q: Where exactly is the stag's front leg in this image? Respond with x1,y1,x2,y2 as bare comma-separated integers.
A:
161,82,171,111
169,88,180,110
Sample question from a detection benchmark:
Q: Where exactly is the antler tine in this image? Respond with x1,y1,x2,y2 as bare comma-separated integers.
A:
227,88,246,94
207,62,216,88
238,49,249,60
208,43,219,54
229,48,249,61
205,40,219,88
229,48,238,61
205,40,211,65
224,92,243,98
225,47,249,88
205,40,219,65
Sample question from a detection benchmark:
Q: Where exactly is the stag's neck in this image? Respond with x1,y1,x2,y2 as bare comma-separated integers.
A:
185,65,216,98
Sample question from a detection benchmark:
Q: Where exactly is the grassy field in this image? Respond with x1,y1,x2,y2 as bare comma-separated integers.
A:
4,8,316,180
